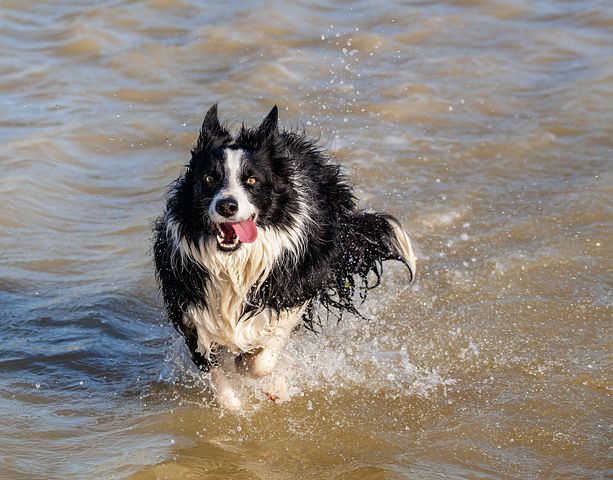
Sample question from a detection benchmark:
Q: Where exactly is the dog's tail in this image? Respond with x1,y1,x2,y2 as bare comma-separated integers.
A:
338,211,416,288
382,214,416,282
302,211,417,327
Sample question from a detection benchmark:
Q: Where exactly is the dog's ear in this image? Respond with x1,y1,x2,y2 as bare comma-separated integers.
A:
202,104,221,131
257,105,278,137
195,104,228,151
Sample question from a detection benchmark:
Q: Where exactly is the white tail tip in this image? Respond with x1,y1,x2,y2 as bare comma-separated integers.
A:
387,217,417,282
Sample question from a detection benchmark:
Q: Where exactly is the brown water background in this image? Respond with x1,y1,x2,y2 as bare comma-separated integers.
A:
0,1,611,478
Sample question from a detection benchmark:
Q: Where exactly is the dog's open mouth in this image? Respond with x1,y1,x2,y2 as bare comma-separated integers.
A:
212,216,258,252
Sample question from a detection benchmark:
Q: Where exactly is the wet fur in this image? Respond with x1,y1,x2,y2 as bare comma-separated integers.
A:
153,105,415,373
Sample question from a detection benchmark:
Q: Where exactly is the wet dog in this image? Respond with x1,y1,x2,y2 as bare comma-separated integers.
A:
153,105,416,408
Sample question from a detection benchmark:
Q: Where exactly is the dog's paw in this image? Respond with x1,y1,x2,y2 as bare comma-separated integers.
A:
218,388,242,410
262,375,290,404
264,390,280,403
210,368,242,410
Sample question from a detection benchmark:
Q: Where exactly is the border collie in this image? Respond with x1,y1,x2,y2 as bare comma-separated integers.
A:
153,105,416,408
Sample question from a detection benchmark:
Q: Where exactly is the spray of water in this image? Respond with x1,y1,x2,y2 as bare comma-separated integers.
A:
156,270,457,412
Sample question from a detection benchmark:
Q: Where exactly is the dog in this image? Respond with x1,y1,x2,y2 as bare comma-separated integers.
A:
153,104,416,408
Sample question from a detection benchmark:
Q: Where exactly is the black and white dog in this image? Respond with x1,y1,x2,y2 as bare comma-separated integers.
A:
153,105,416,408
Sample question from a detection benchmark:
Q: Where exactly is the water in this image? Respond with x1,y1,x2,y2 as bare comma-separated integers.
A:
0,0,611,478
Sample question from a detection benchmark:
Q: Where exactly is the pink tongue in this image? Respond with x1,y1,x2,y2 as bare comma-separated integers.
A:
232,219,258,243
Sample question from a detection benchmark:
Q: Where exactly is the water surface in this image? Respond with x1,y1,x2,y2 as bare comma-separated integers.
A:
0,0,611,478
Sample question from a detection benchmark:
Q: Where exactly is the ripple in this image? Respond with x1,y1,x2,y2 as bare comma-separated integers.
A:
0,0,610,478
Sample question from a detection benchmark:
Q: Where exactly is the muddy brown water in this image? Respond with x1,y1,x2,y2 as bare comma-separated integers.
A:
0,1,611,478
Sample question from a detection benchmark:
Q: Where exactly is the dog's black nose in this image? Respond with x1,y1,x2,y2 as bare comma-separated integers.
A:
215,197,238,217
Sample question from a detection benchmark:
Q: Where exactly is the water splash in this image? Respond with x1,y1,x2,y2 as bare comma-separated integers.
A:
156,298,457,411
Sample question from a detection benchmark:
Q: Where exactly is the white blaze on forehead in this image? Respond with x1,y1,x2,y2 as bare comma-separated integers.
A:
209,148,256,222
224,148,243,188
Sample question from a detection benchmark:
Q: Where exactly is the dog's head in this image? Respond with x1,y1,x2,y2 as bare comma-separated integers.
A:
176,104,300,253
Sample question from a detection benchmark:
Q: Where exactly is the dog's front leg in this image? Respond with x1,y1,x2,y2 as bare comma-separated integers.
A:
240,304,307,378
210,367,241,410
242,344,281,378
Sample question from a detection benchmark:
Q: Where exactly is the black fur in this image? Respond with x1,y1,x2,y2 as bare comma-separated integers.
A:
153,105,413,371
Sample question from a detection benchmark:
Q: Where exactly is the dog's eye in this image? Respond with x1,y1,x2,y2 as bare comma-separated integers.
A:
204,175,215,184
246,177,257,185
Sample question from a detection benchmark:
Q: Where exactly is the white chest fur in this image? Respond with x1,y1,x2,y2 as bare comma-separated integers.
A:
167,218,307,356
